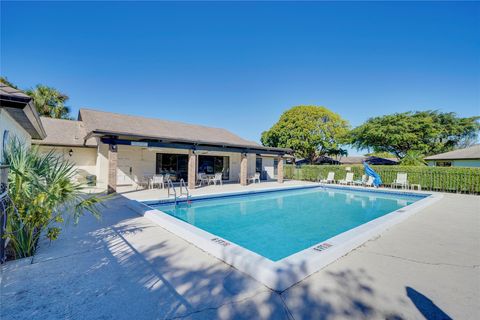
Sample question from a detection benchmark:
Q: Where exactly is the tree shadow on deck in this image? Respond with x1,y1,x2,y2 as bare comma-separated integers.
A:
406,287,452,320
4,194,455,320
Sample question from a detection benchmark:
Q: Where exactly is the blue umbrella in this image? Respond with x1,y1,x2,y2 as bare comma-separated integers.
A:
363,162,382,187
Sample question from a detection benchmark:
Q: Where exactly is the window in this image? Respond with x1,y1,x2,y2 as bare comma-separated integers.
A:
436,161,452,167
156,153,188,181
256,157,262,173
198,155,230,180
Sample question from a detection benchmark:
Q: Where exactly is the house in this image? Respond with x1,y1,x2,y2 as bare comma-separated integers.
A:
339,156,398,166
424,145,480,167
33,108,292,192
0,83,46,163
296,155,398,166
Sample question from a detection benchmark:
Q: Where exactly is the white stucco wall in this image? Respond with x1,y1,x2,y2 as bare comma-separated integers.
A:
37,146,98,176
261,157,276,180
427,159,480,168
0,108,32,163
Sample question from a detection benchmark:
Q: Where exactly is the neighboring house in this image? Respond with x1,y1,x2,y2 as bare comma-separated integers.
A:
424,145,480,168
0,83,46,163
33,108,291,192
296,155,398,166
339,156,398,165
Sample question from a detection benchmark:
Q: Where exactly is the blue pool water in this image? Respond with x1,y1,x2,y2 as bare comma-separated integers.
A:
149,187,425,261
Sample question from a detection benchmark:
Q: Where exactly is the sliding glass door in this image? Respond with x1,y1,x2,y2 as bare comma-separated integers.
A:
198,155,230,180
156,153,188,181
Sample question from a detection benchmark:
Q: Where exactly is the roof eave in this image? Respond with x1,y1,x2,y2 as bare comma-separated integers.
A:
0,99,47,140
87,129,293,155
425,157,480,161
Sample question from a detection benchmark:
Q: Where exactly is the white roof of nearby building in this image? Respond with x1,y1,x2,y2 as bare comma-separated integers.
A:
424,145,480,160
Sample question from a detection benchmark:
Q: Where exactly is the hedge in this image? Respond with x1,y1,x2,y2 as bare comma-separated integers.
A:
284,164,480,194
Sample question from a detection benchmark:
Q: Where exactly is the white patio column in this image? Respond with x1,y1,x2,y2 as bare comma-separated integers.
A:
277,156,284,183
188,150,197,189
240,153,248,186
107,144,118,194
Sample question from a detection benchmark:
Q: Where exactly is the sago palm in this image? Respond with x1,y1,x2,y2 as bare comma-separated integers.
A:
3,139,105,259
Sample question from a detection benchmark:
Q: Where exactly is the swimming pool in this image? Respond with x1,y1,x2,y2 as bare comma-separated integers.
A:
128,185,441,291
150,187,423,261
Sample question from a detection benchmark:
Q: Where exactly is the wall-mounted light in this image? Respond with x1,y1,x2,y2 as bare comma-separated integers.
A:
68,149,73,157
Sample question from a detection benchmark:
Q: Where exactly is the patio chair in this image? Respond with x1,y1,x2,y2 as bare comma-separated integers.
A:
198,173,209,186
151,175,164,189
209,173,223,186
364,176,374,187
320,172,335,184
391,173,409,189
339,172,354,185
133,175,149,190
248,172,261,184
353,174,367,186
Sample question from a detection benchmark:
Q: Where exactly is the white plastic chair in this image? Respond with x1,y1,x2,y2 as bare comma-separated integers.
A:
391,173,409,189
248,172,261,184
152,175,164,189
320,172,335,184
133,175,148,190
354,174,366,186
339,172,354,185
209,173,223,186
364,176,374,187
198,173,209,186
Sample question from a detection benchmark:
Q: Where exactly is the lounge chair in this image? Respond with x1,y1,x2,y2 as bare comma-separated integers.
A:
391,173,409,189
320,172,335,184
151,175,164,189
353,174,366,186
248,172,261,184
364,176,374,187
339,172,354,185
209,173,223,186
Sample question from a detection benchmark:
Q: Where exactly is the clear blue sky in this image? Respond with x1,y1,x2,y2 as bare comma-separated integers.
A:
1,1,479,155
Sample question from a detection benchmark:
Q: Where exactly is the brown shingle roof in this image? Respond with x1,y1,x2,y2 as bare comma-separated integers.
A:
78,108,262,148
424,145,480,160
0,83,31,101
33,117,96,147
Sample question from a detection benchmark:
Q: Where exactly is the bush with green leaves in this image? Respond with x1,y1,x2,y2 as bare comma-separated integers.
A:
3,139,106,259
285,164,480,194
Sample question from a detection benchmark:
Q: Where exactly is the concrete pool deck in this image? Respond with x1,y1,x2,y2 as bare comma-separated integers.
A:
1,183,479,319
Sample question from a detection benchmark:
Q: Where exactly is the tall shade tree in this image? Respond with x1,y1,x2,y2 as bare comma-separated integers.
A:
261,105,350,163
25,85,71,119
350,111,480,159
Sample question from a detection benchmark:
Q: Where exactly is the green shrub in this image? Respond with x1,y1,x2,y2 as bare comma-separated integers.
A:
285,164,480,194
3,139,107,259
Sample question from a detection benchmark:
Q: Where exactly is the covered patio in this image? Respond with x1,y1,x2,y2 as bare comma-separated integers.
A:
92,131,291,194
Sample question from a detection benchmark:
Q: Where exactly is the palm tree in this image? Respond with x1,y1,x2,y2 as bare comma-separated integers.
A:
0,76,19,89
25,85,71,119
400,150,427,166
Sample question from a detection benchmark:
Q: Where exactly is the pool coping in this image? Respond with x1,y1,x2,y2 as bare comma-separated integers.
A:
126,184,443,291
